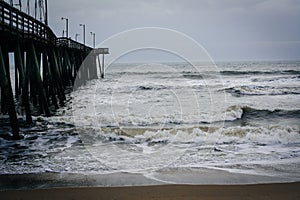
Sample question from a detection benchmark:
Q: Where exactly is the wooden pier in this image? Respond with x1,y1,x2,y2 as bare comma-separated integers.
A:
0,1,107,139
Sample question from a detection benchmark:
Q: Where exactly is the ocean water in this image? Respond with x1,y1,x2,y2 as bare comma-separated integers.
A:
1,61,300,183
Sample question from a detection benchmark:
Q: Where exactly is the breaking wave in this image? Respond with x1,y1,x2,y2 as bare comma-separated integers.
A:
224,86,300,96
220,70,300,76
224,105,300,122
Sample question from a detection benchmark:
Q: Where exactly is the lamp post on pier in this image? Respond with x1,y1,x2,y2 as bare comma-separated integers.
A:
75,33,80,42
90,32,96,48
80,24,86,46
14,0,22,10
61,17,69,38
45,0,48,25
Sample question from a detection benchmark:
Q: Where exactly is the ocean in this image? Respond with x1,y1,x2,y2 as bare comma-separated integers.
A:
1,61,300,184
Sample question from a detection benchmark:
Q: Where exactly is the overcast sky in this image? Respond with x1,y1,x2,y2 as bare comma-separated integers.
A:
47,0,300,61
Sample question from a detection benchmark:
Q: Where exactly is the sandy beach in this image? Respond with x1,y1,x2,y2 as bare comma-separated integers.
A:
0,168,300,200
1,182,300,200
1,170,300,200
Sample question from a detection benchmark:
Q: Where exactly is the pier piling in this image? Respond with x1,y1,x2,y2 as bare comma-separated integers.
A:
0,46,20,139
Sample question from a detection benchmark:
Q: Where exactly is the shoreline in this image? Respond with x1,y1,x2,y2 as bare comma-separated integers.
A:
0,167,298,190
1,182,300,200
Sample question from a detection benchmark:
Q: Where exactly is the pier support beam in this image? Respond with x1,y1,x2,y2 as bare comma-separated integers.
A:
97,54,105,79
15,42,32,124
89,54,98,80
48,49,66,106
0,46,20,139
42,51,58,109
94,48,109,79
28,42,50,116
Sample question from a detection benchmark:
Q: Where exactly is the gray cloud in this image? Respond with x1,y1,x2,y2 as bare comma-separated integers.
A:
48,0,300,61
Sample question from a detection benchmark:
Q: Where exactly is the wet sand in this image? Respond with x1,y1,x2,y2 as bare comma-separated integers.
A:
1,182,300,200
1,169,299,199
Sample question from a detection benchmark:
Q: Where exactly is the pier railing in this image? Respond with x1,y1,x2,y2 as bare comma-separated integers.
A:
57,37,92,52
0,0,56,45
0,0,91,52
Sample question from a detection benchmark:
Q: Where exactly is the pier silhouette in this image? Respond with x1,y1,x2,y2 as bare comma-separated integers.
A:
0,0,108,139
